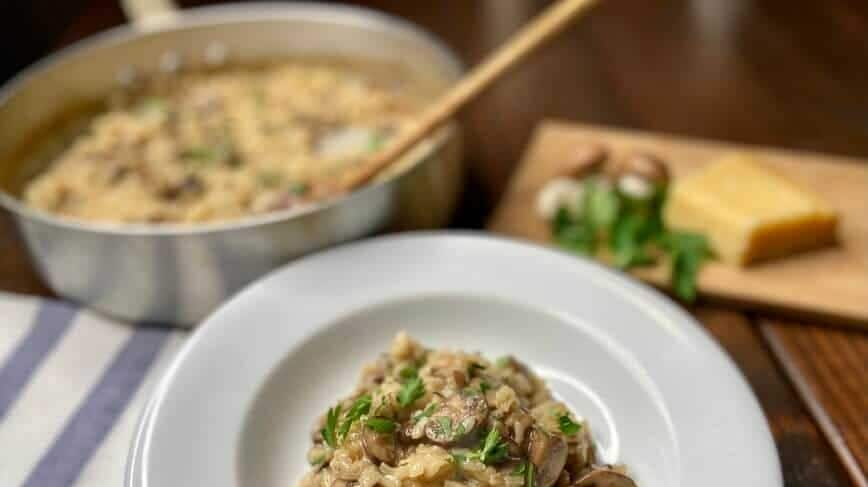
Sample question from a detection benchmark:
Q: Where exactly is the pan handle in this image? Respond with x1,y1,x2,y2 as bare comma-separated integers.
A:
120,0,180,29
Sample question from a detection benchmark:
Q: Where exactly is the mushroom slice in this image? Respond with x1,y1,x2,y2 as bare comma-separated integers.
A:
361,426,397,465
528,429,568,487
424,392,488,445
509,409,535,447
572,467,636,487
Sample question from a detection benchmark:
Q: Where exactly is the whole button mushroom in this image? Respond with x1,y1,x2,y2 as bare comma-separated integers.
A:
572,467,637,487
605,152,669,200
555,143,608,179
536,178,585,221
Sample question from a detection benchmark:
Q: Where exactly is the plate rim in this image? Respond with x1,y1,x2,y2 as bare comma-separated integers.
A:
126,231,783,487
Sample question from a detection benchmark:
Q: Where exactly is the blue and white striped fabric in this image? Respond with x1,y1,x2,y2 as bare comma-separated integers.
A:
0,292,187,487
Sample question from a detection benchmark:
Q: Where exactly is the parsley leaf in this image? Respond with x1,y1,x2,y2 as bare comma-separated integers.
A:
661,231,711,302
455,421,466,437
413,402,438,421
451,451,467,467
553,213,597,254
436,417,453,437
467,362,485,378
321,404,341,448
512,461,528,476
309,454,326,466
584,180,620,229
366,417,397,434
610,213,655,269
288,181,309,195
549,178,710,303
399,365,418,380
468,428,509,465
557,414,581,435
181,140,237,167
398,376,425,408
338,394,372,440
479,381,492,394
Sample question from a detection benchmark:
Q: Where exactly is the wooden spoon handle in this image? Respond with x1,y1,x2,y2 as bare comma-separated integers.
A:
335,0,600,193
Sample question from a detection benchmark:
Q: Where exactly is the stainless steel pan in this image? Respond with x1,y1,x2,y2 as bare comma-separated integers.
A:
0,1,464,326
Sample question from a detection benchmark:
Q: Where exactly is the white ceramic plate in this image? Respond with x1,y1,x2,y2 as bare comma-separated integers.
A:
126,233,782,487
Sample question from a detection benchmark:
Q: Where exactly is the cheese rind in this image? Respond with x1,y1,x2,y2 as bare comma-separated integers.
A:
663,154,838,265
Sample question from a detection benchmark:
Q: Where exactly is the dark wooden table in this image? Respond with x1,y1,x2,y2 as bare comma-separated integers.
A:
3,1,867,486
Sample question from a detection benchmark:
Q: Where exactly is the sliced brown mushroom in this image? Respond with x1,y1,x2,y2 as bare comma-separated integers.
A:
361,426,397,465
160,174,204,201
424,392,488,445
509,409,535,447
572,467,637,487
556,469,572,487
528,429,568,487
565,447,595,478
452,369,467,388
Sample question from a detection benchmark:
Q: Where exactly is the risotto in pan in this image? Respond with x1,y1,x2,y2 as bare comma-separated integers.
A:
300,333,636,487
23,59,434,224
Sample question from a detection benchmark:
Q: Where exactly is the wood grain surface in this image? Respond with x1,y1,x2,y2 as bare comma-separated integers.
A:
3,1,868,485
763,322,868,487
699,309,853,487
487,121,868,327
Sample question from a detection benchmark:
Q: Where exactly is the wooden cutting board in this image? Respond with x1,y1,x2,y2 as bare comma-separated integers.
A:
488,121,868,328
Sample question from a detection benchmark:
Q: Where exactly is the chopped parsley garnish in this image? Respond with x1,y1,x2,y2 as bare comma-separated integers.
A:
526,461,535,487
552,179,711,302
512,461,528,476
288,181,309,195
660,231,711,302
309,454,326,466
451,451,467,465
338,394,372,440
413,403,438,421
136,97,168,116
455,421,467,437
398,376,425,408
467,362,485,378
366,417,397,434
399,365,418,380
180,146,218,162
257,171,282,188
467,428,509,465
557,414,581,435
321,404,341,448
436,417,453,437
479,381,492,394
495,356,511,368
180,141,237,167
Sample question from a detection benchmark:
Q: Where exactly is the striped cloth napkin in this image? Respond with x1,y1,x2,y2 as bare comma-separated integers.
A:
0,292,187,487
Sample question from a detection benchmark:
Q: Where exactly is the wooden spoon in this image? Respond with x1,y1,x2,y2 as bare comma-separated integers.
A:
325,0,600,195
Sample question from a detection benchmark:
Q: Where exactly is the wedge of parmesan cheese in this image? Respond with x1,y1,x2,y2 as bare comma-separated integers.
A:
663,154,838,266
